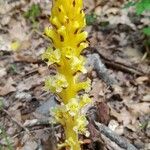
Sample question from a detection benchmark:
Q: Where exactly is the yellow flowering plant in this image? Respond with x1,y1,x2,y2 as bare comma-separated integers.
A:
42,0,92,149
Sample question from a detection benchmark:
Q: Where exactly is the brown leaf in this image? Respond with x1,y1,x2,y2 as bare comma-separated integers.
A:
96,102,110,125
128,103,150,116
110,107,136,126
142,94,150,102
135,76,149,84
17,75,44,92
0,67,7,78
90,79,106,101
13,54,39,63
0,77,16,96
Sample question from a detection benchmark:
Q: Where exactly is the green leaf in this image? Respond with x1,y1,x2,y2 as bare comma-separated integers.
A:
24,3,41,23
142,27,150,36
124,1,136,9
86,13,97,25
136,0,150,15
99,21,109,27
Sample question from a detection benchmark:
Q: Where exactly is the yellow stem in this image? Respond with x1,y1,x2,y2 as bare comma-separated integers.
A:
65,123,81,150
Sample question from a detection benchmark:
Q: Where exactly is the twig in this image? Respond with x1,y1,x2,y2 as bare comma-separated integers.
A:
2,108,30,134
23,119,50,128
94,121,138,150
90,47,144,76
87,53,117,86
103,59,144,76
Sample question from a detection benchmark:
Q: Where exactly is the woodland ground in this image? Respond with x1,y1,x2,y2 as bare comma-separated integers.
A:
0,0,149,150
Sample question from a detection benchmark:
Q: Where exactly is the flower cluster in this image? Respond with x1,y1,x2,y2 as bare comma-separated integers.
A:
43,0,91,149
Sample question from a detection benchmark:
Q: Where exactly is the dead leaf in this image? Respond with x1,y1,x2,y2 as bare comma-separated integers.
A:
96,102,110,125
0,77,16,96
128,103,150,116
9,20,29,41
108,120,124,135
20,141,38,150
17,75,44,92
110,107,136,126
90,79,106,101
13,54,39,63
142,94,150,102
112,84,123,96
135,76,149,84
0,67,7,78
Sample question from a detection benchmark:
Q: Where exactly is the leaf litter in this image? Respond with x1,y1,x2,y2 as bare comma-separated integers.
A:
0,0,150,149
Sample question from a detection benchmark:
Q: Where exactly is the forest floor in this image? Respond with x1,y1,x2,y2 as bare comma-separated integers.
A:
0,0,149,150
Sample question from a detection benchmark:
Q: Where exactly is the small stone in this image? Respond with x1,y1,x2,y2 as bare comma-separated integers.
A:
115,125,124,135
36,96,58,116
108,120,119,131
23,141,38,150
15,92,31,101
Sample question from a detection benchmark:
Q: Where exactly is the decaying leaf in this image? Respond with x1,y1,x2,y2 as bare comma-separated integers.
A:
0,77,16,96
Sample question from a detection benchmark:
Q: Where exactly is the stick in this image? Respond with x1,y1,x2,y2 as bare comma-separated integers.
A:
87,53,117,86
94,121,138,150
2,108,30,134
89,47,145,76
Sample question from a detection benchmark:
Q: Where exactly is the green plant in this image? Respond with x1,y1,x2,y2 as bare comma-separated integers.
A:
0,126,13,150
24,3,41,27
125,0,150,36
86,13,97,25
42,0,92,149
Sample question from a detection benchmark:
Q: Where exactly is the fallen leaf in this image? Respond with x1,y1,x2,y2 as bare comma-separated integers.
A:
142,94,150,102
110,107,136,126
0,67,7,78
128,103,150,116
20,141,38,150
90,79,106,101
135,76,149,84
0,77,16,96
96,102,110,125
13,54,38,63
17,75,44,92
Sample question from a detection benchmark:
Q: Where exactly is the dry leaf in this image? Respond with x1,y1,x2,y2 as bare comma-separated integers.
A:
142,94,150,102
0,67,7,78
110,107,136,126
90,79,106,101
128,103,150,116
0,77,16,96
17,75,44,92
96,102,110,125
135,76,149,84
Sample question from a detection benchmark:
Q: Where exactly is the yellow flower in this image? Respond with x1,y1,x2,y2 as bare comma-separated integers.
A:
79,94,92,108
52,105,70,125
43,0,91,149
76,78,91,92
63,46,74,59
45,74,68,93
66,98,79,116
71,56,87,73
73,115,89,135
65,137,76,150
11,40,21,52
42,48,61,65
